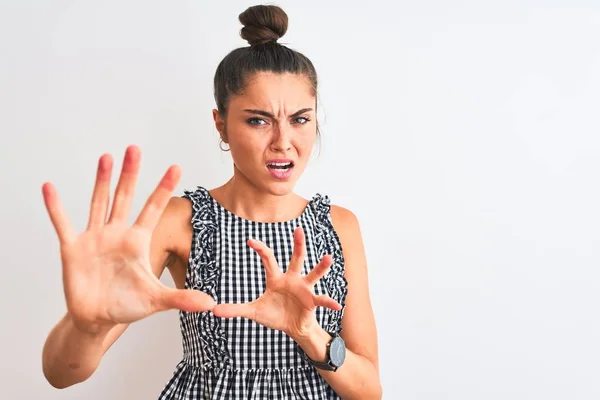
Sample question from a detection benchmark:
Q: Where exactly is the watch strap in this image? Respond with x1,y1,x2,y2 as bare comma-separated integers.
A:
309,358,338,371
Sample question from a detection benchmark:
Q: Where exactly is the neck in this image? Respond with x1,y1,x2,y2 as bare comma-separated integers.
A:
212,167,306,223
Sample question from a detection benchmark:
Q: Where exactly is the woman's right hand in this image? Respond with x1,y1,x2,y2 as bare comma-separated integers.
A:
42,145,214,335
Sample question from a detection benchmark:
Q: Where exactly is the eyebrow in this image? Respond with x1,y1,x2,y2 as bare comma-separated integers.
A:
243,108,313,118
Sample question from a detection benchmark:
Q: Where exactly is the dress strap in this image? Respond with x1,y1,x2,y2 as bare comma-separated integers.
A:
181,186,219,295
309,194,349,334
181,186,231,369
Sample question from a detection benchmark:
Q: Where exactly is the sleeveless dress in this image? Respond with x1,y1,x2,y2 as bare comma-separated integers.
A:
157,186,348,400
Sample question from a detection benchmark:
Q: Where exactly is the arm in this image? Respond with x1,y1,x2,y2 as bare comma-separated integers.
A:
42,197,185,389
293,205,382,399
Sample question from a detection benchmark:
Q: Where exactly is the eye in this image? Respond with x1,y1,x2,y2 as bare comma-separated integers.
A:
247,117,267,126
293,116,311,124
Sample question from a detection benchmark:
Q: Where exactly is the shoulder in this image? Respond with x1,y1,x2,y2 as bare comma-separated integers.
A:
167,195,193,216
329,204,365,257
309,192,362,244
330,204,361,237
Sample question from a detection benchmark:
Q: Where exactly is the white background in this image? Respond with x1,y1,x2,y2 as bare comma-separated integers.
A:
1,0,599,399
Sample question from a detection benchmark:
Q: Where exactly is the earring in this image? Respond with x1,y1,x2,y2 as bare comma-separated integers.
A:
219,139,230,152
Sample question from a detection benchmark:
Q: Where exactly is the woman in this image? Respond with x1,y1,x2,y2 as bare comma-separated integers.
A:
41,5,381,399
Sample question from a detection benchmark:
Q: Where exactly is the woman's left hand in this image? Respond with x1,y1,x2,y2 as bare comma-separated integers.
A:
212,227,340,340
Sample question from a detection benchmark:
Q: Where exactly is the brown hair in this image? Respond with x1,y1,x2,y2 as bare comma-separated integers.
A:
213,4,320,136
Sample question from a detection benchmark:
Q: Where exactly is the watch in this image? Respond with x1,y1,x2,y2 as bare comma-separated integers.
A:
306,332,346,371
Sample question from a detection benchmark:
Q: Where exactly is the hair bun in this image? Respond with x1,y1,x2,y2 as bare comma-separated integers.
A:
239,5,288,46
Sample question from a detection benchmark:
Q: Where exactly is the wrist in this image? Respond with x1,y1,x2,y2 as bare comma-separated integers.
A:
67,313,113,339
292,320,332,362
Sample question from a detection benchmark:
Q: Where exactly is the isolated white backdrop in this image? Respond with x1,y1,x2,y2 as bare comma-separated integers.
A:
1,0,599,399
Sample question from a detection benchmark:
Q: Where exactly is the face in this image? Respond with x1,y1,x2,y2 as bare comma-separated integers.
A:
213,72,317,196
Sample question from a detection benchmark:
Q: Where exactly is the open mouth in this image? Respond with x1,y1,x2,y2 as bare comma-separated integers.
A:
267,161,295,170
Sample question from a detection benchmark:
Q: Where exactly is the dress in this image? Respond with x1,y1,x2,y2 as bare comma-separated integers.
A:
157,186,348,400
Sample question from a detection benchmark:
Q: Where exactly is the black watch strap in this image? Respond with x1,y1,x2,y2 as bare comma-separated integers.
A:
309,358,338,371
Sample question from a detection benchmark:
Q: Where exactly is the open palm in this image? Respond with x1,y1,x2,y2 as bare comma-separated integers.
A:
212,227,340,339
42,146,214,334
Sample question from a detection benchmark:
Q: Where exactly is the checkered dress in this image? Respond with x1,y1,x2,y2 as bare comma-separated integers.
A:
157,186,348,400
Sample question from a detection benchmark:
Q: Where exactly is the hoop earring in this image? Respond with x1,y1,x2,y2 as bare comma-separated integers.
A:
219,139,230,152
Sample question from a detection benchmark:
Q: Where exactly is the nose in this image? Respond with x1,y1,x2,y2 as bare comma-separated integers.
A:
270,125,292,152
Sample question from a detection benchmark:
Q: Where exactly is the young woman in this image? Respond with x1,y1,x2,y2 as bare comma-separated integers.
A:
41,5,381,399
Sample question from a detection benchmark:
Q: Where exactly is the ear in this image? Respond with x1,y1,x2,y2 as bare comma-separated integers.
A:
212,109,227,142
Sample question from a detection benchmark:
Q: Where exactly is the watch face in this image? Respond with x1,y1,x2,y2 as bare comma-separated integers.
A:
329,336,346,367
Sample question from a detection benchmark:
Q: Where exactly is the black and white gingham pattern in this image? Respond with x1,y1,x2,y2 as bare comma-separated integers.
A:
158,186,348,400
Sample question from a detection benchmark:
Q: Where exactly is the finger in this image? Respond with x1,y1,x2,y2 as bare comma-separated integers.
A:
287,227,306,274
42,182,77,244
304,254,333,286
134,164,181,229
107,145,141,224
157,287,216,313
87,153,113,230
314,294,342,311
248,239,281,279
212,303,255,320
